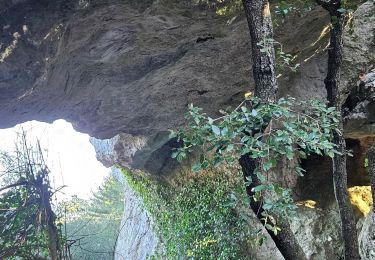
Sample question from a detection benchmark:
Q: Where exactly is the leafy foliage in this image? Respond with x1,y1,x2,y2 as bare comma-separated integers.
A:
0,132,64,259
256,37,300,73
62,173,125,260
0,189,50,259
171,96,340,231
123,169,257,259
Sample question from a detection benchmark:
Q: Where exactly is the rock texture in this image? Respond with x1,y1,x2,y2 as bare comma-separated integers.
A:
342,1,375,138
291,205,343,260
0,0,332,173
0,1,373,174
90,134,148,168
113,169,161,260
359,209,375,260
0,0,252,138
0,0,375,259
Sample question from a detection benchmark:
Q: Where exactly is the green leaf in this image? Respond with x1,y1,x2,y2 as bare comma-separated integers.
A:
226,144,234,152
264,224,273,230
169,130,177,139
263,203,272,210
176,151,187,162
192,163,202,172
252,184,272,193
221,127,229,136
171,151,179,159
211,125,221,135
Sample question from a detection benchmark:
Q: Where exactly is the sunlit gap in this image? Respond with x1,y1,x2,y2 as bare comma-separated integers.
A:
296,186,373,215
0,119,110,200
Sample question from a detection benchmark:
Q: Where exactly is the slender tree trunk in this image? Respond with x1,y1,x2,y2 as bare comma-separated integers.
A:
38,174,60,260
316,1,360,259
242,0,278,102
332,131,360,259
241,1,307,259
367,141,375,214
46,202,59,260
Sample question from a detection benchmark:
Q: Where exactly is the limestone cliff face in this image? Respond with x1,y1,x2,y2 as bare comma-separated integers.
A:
342,1,375,138
113,170,162,260
0,0,331,172
0,1,373,170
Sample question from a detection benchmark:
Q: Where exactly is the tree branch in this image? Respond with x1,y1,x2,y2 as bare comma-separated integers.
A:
0,181,28,192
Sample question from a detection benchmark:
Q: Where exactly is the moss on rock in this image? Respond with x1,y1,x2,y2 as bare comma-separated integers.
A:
122,168,256,259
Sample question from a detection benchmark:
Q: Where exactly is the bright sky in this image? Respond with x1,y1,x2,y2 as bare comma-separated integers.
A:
0,119,110,200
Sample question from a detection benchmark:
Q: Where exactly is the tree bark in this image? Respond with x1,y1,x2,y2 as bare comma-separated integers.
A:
367,142,375,214
316,0,360,259
239,156,307,260
241,1,307,259
242,0,278,102
37,172,60,260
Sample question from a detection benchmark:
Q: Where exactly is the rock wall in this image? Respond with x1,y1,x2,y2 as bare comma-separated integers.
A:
359,209,375,259
114,171,161,260
91,141,162,259
342,1,375,138
0,0,332,173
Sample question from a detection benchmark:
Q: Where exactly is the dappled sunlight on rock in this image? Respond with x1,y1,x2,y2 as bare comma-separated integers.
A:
296,200,317,209
0,32,21,62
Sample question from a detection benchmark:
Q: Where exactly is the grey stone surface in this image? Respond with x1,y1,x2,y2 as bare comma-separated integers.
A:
340,1,375,101
113,168,162,260
0,0,331,140
359,209,375,260
341,1,375,138
0,0,252,138
291,206,343,260
90,134,148,168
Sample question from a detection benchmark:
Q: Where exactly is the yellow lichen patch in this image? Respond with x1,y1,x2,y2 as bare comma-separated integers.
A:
244,91,253,98
348,186,372,217
296,200,317,209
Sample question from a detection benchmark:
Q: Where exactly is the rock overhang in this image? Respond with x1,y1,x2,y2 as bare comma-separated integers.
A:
0,0,374,175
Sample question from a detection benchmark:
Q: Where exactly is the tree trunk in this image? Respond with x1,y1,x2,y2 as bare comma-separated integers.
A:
332,130,360,259
239,156,307,260
367,141,375,214
241,1,307,259
316,0,360,259
38,174,60,260
242,0,278,102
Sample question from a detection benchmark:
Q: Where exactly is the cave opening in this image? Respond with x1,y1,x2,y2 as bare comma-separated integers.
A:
0,119,110,200
294,137,374,216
